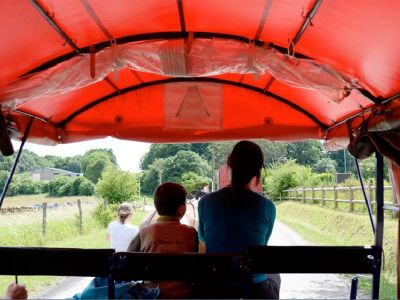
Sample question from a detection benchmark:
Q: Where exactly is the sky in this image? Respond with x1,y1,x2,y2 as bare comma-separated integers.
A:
12,137,151,173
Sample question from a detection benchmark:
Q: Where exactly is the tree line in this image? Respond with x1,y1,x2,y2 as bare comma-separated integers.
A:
0,148,120,197
0,140,382,201
139,140,376,195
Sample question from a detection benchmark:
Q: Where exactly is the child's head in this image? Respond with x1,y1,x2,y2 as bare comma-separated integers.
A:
154,182,187,218
117,202,133,224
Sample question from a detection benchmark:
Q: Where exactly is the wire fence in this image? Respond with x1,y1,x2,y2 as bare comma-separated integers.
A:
0,199,95,237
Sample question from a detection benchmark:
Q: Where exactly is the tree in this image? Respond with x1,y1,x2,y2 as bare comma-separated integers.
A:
64,156,82,173
313,157,337,174
286,141,323,166
0,155,13,171
45,155,83,173
161,150,211,183
96,166,139,204
328,149,356,175
0,150,52,173
180,172,211,193
255,140,288,167
0,170,8,192
190,143,212,161
209,141,236,168
83,149,117,164
140,144,191,170
81,151,114,183
141,151,211,194
141,165,160,195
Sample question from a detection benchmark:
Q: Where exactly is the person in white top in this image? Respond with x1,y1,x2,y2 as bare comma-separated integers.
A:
107,202,139,252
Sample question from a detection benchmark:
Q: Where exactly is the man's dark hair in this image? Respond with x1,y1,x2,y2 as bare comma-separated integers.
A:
154,182,187,216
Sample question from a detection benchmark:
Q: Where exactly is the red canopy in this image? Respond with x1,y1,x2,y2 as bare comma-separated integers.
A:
0,0,399,147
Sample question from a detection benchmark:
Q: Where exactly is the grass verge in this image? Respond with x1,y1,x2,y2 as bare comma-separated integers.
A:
0,210,148,297
277,201,397,299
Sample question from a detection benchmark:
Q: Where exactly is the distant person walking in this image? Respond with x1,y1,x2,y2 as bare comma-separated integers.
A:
107,202,139,252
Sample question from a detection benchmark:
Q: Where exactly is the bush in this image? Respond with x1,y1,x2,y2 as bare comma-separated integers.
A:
96,166,139,204
41,181,49,193
264,160,313,200
313,173,335,185
92,203,117,228
48,175,74,196
79,179,95,195
6,173,44,196
47,175,94,196
69,176,95,196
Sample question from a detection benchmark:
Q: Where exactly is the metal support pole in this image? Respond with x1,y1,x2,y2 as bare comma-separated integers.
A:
372,152,384,299
108,275,115,299
350,276,358,299
355,158,376,234
0,118,33,208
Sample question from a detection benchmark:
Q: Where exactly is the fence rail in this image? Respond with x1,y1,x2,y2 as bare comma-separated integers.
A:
281,185,398,217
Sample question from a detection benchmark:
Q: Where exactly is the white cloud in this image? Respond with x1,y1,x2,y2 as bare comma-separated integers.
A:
12,137,151,172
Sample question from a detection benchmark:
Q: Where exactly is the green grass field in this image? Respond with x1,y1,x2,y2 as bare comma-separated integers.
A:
0,194,148,297
277,201,397,299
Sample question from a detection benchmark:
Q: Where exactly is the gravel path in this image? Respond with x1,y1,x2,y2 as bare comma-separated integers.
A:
269,221,370,299
38,220,370,299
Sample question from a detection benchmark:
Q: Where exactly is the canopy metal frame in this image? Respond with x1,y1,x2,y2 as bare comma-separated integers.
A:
0,1,390,297
0,118,33,208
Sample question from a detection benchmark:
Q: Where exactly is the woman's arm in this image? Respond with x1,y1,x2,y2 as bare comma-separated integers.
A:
265,201,276,243
198,242,206,253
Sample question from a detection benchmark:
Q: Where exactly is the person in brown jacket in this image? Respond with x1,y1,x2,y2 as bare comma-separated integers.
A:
128,182,199,298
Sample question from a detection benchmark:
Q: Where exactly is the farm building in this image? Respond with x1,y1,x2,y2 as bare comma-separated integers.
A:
30,167,80,181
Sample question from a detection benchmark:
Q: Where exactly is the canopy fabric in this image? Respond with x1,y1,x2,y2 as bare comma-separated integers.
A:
0,0,399,147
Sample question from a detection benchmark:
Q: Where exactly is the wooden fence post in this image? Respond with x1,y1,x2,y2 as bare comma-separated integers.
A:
303,187,306,203
42,202,47,237
349,186,354,212
312,187,316,204
322,186,326,206
392,186,398,218
368,182,374,213
334,185,338,209
77,199,83,234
